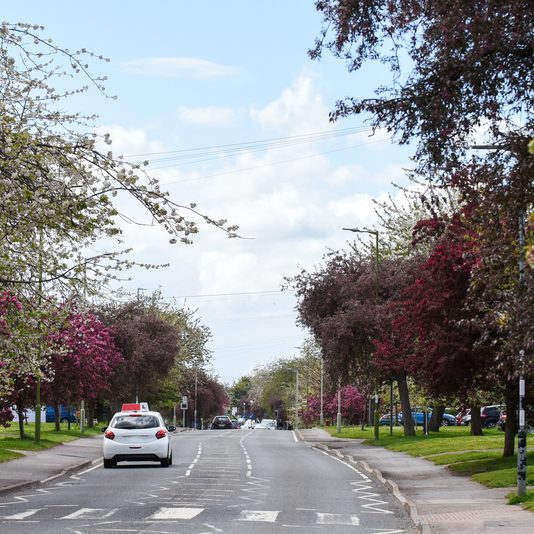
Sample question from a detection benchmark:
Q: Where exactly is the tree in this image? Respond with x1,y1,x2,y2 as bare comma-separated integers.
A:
42,309,123,431
0,22,238,300
311,1,534,171
290,248,421,434
101,300,180,407
311,0,534,451
304,385,365,426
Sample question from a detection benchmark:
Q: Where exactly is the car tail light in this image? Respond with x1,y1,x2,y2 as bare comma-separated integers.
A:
104,430,115,440
155,429,167,439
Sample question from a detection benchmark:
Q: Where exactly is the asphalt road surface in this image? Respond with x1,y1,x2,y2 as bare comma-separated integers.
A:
0,429,416,533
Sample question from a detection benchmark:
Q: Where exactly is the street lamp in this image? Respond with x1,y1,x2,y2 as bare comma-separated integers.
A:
342,228,379,274
320,356,324,426
343,227,381,441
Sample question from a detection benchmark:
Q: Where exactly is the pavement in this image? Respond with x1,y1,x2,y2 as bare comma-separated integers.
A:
298,428,534,533
0,429,533,533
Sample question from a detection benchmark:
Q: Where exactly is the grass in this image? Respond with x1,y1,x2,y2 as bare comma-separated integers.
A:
0,421,101,462
323,424,534,510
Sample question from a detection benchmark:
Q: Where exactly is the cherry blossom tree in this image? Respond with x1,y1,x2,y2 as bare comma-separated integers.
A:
42,309,123,431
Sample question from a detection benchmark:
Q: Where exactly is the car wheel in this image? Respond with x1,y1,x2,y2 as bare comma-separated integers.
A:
103,458,113,469
60,417,69,424
441,419,450,426
169,450,173,465
485,419,497,429
161,453,170,467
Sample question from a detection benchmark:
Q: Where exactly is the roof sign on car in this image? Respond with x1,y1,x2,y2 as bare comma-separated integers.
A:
121,402,149,412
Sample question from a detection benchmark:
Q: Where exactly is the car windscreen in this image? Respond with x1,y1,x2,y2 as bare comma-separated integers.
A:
111,415,160,429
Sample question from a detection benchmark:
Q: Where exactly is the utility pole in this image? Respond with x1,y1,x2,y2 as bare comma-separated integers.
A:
34,227,44,445
320,357,324,426
337,378,342,433
472,144,527,496
518,214,527,496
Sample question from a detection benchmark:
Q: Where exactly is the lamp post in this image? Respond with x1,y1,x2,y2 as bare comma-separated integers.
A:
194,369,198,430
343,227,381,441
320,357,324,426
337,378,342,433
471,144,527,496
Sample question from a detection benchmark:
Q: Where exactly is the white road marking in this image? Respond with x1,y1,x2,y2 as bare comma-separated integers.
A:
186,443,203,476
238,510,280,522
150,507,204,519
60,508,105,519
316,512,360,525
239,430,254,477
4,509,41,519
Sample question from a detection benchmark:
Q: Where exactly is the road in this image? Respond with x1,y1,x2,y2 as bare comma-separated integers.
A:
0,429,415,533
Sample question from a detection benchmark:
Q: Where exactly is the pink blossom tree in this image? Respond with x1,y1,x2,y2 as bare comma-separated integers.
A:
43,310,123,430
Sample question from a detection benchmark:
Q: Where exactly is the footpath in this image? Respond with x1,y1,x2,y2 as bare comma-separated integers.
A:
298,427,534,533
0,430,533,533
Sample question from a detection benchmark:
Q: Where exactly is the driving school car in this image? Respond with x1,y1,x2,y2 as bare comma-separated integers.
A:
102,403,175,468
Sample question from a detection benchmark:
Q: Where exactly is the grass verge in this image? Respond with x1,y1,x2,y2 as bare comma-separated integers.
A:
0,422,101,463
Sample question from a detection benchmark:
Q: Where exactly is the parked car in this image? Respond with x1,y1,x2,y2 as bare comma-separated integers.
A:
45,405,77,424
378,414,399,426
461,405,503,428
210,415,233,429
399,411,456,426
102,405,175,468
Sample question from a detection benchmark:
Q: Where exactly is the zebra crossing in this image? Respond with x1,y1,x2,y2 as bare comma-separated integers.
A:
1,505,382,527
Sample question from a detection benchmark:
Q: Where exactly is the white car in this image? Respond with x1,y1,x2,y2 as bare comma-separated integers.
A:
255,418,277,430
102,407,175,468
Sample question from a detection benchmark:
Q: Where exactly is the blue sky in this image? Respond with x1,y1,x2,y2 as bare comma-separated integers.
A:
4,2,412,384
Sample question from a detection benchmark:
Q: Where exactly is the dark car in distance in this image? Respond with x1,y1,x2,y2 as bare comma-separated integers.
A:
210,415,233,429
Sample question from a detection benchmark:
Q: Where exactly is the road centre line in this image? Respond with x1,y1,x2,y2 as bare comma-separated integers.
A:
186,443,203,476
239,430,254,477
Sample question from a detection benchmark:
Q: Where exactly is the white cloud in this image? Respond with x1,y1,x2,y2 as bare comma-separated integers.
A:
177,105,235,126
122,57,239,78
250,75,331,134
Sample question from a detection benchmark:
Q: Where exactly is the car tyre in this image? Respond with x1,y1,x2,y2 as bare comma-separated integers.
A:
441,419,449,426
103,458,113,469
485,419,497,429
161,452,171,468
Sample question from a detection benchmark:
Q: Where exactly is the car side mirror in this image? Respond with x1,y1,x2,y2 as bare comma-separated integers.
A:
167,425,176,432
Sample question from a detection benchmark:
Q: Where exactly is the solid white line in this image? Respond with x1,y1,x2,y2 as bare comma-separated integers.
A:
78,464,101,475
291,430,298,442
312,447,370,480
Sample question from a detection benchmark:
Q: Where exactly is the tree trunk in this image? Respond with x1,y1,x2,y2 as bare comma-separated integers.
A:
398,373,415,436
17,405,26,439
503,381,517,457
470,405,483,435
429,405,445,432
87,400,95,428
54,402,60,431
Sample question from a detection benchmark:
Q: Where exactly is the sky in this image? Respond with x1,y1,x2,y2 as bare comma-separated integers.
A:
4,2,413,384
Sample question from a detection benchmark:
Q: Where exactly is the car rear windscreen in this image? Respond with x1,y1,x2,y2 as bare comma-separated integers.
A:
112,415,160,429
